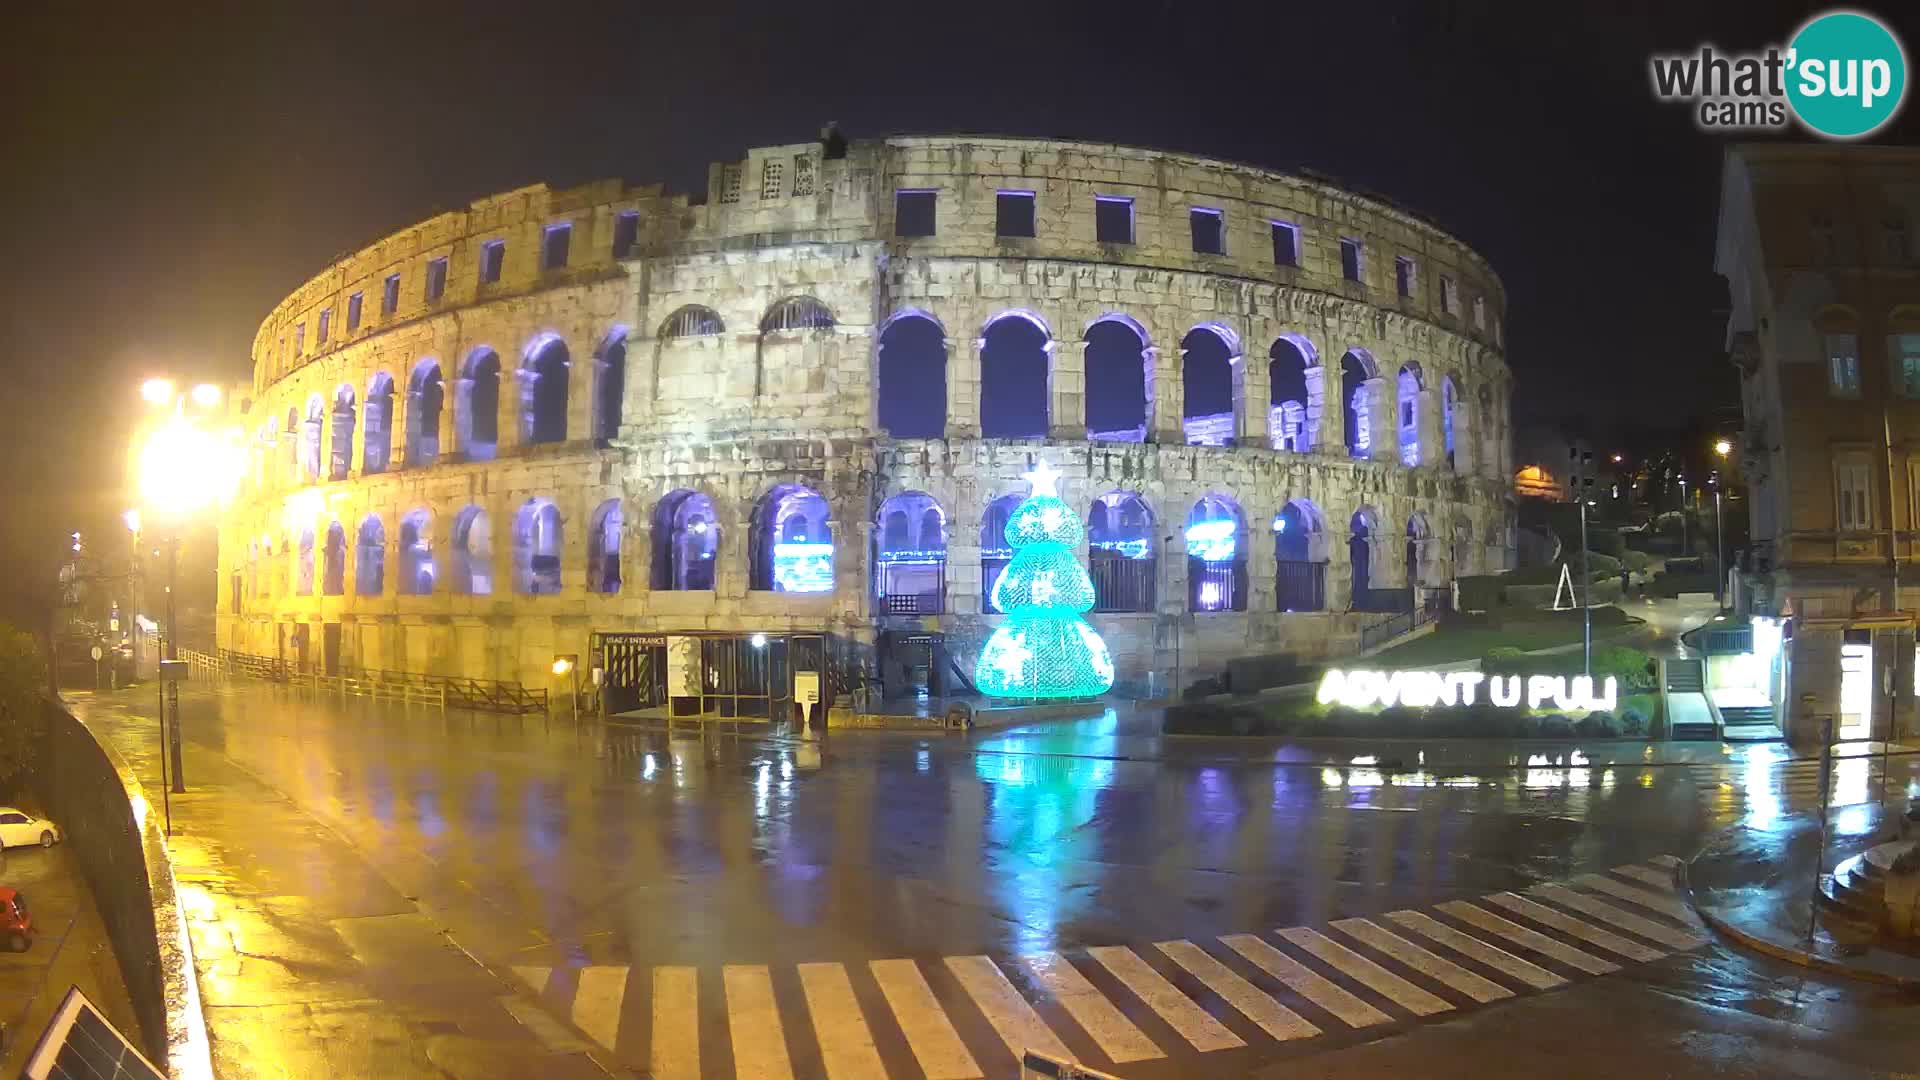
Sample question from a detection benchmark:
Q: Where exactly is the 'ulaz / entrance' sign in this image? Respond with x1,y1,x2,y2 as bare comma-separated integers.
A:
1317,669,1619,712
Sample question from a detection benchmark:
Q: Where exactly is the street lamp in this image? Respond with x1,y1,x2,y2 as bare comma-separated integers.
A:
1713,440,1732,603
130,378,243,799
1678,475,1689,555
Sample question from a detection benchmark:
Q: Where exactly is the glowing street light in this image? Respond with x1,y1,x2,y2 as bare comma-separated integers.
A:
139,378,176,406
1714,438,1732,458
190,383,222,409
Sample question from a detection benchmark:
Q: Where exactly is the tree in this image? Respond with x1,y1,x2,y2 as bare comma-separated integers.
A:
976,463,1116,699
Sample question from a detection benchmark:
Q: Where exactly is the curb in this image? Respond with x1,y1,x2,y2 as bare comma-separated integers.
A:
1676,848,1920,990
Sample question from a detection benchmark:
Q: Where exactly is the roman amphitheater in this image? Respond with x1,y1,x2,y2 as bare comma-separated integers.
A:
215,133,1514,714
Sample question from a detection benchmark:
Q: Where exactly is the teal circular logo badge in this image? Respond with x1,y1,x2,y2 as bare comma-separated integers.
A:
1786,11,1908,138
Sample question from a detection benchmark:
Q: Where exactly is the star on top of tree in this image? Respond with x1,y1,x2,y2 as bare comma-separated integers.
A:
1023,460,1062,498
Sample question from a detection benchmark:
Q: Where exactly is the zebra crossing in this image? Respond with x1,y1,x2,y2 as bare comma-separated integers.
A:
510,857,1706,1078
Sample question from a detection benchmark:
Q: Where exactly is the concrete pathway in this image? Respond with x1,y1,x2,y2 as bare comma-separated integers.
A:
0,842,138,1072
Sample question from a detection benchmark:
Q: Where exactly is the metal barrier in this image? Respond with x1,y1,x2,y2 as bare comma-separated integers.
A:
212,649,541,713
1357,603,1436,652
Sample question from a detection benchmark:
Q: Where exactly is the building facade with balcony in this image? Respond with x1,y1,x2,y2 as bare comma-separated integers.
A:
215,133,1515,710
1718,143,1920,744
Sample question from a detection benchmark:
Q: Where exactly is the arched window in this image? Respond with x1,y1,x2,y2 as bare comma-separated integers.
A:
1442,374,1461,471
328,385,356,481
1397,363,1424,467
1341,350,1376,459
1186,495,1247,612
1350,507,1381,610
651,490,719,591
587,499,623,594
661,304,724,339
521,335,570,446
406,360,443,467
1088,490,1156,613
751,484,833,593
593,330,627,442
1273,500,1328,612
322,520,347,596
295,527,315,595
457,348,501,461
980,311,1050,438
363,373,395,474
1084,315,1149,442
355,515,385,595
1268,335,1316,452
451,506,492,595
877,311,947,439
1477,384,1497,476
874,492,945,614
761,296,835,333
979,493,1024,613
1181,324,1240,447
1406,512,1432,591
284,407,299,477
301,396,324,481
398,510,434,595
513,498,563,595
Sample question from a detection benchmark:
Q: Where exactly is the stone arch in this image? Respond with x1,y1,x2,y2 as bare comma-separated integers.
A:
1452,514,1477,577
301,394,325,480
874,491,946,614
321,519,347,595
1441,372,1462,472
1268,334,1317,452
877,310,947,439
406,359,444,467
328,385,356,481
398,508,434,595
1349,505,1380,606
520,333,570,446
1397,362,1424,467
660,304,724,339
1088,490,1156,613
1405,511,1432,588
651,489,720,591
355,514,385,596
1182,324,1241,447
1341,349,1378,459
586,498,623,594
1084,314,1150,442
1186,493,1247,611
296,526,315,595
751,483,833,593
979,492,1025,613
979,310,1051,438
593,327,628,442
512,497,563,595
761,296,836,333
363,372,395,474
457,347,501,461
451,506,493,595
1273,498,1329,612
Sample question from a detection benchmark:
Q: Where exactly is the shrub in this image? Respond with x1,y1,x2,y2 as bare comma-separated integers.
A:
1539,716,1575,738
0,626,46,786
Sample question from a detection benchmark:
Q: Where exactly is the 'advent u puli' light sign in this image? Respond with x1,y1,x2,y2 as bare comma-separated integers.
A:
1317,669,1619,712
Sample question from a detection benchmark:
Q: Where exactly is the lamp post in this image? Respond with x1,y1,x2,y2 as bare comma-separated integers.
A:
1678,475,1689,555
131,378,242,800
1712,439,1732,604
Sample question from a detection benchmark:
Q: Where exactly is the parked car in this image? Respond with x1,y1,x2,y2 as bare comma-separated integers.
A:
0,810,60,850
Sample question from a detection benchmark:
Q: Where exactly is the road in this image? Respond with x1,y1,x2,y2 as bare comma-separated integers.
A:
71,677,1920,1078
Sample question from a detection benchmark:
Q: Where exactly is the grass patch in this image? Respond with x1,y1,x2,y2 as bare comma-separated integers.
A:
1369,611,1642,667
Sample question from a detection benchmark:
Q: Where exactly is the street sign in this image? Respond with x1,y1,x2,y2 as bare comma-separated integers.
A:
158,659,188,682
794,671,821,705
90,645,104,662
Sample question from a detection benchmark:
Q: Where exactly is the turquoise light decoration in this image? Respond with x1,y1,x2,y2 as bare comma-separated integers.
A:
977,462,1117,699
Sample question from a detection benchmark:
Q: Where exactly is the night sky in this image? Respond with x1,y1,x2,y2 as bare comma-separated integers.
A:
5,1,1918,556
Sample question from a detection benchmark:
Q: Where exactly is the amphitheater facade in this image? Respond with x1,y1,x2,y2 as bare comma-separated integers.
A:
215,134,1515,711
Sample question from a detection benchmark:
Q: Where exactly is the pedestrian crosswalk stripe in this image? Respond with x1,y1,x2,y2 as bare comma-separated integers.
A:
651,966,700,1080
1436,901,1619,975
1024,952,1163,1063
1085,946,1244,1052
1574,873,1693,922
513,965,551,996
869,959,983,1080
1384,911,1566,990
1213,935,1389,1030
1158,939,1324,1042
572,965,626,1052
798,962,887,1080
1330,919,1513,1004
1277,927,1453,1017
1612,864,1676,889
724,964,796,1080
1529,884,1705,951
1483,892,1666,962
945,955,1073,1064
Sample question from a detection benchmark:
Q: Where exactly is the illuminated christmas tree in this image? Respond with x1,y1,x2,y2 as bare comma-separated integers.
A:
976,462,1117,699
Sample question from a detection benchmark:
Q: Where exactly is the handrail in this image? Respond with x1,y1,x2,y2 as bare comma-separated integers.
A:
213,648,540,713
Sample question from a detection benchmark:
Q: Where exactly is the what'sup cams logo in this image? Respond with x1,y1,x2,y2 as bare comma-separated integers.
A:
1650,9,1907,139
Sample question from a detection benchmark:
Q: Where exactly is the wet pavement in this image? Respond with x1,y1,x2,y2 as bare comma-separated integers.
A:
62,680,1920,1077
0,838,139,1072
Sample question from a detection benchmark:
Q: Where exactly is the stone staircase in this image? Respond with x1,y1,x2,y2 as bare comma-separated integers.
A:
1817,840,1920,942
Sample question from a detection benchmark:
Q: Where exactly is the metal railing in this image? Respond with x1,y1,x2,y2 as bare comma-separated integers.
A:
211,648,544,713
1274,560,1326,612
1090,555,1156,613
1357,603,1436,652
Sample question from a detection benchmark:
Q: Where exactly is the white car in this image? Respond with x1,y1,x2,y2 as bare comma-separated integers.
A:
0,809,60,849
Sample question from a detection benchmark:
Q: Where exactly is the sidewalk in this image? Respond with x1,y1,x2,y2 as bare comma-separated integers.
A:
0,843,139,1072
1682,800,1920,986
63,687,608,1079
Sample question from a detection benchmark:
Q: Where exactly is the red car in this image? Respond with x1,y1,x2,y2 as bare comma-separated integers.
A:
0,888,32,951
